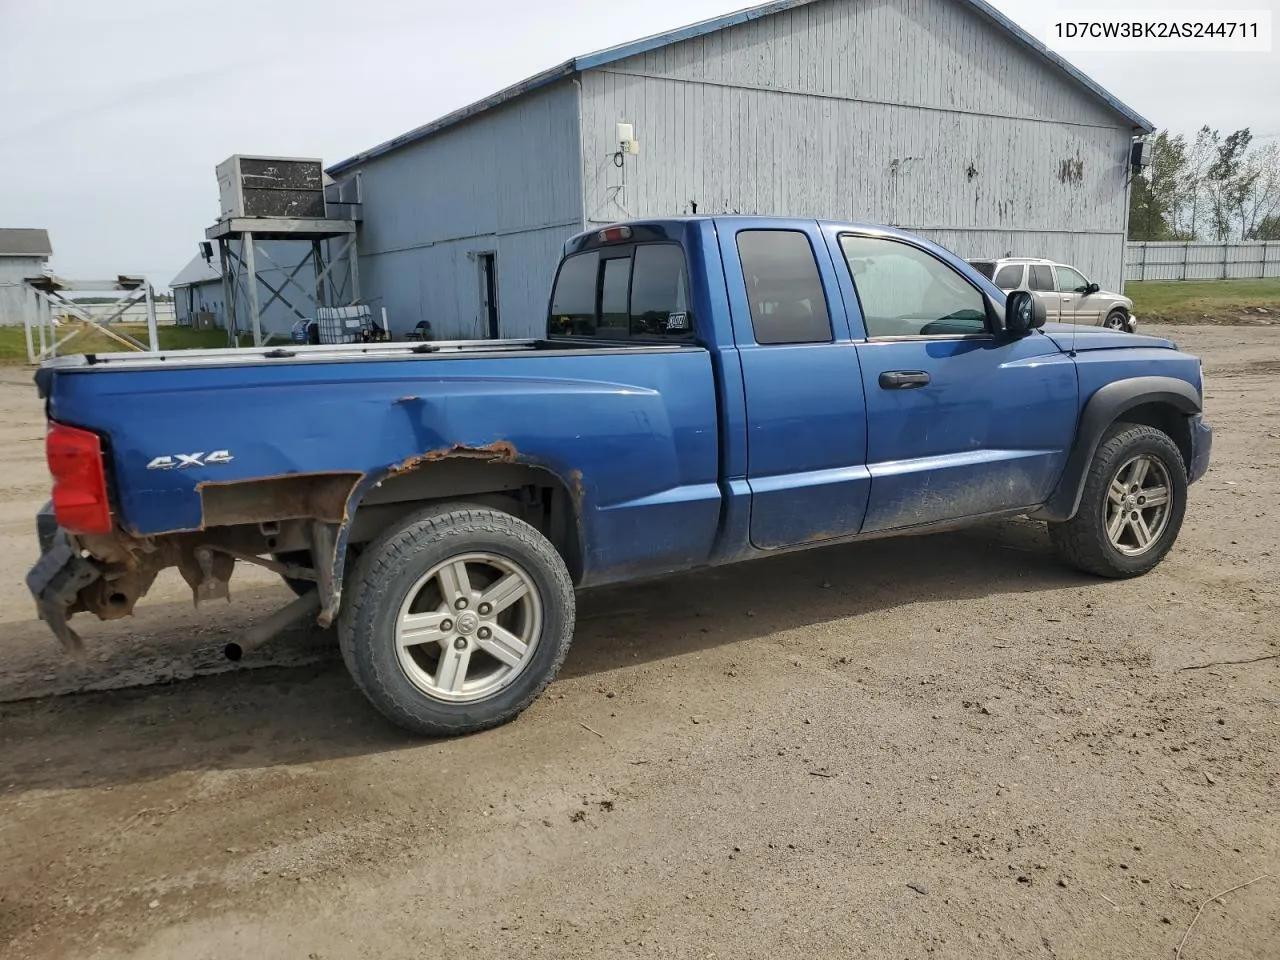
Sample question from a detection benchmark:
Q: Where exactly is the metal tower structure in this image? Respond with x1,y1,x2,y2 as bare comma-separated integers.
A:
205,217,361,347
205,157,363,346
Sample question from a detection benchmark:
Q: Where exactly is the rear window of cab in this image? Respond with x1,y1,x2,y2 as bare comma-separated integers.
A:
548,243,694,341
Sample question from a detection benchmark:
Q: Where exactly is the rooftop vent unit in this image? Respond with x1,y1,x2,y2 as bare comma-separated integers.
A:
216,155,326,220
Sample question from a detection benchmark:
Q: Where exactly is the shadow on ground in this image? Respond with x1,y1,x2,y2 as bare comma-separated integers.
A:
0,519,1089,794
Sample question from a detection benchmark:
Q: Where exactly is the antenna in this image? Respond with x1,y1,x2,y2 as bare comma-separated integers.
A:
1059,263,1078,357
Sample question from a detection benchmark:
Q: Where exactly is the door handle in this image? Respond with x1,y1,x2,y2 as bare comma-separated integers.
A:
879,370,931,390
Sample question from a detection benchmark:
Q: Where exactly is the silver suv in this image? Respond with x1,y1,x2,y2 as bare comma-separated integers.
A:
967,258,1136,332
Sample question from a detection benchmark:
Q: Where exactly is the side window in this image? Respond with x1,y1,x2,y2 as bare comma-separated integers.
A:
969,260,996,280
1028,264,1054,291
993,264,1025,290
630,244,693,338
548,251,600,336
839,235,988,338
735,230,832,345
1055,265,1088,293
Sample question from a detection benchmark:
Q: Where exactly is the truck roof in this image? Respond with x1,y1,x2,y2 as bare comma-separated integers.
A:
569,216,939,248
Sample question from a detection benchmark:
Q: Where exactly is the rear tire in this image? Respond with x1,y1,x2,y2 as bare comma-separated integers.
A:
337,505,575,737
1049,423,1187,578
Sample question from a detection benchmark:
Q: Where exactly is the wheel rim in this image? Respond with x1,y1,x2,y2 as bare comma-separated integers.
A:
394,552,543,704
1105,455,1173,557
1106,313,1126,330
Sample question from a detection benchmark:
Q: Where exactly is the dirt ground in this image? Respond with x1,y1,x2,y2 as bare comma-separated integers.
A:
1,325,1276,960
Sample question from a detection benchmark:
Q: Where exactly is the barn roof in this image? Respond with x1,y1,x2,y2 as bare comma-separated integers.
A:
0,228,52,258
170,253,222,289
329,0,1153,175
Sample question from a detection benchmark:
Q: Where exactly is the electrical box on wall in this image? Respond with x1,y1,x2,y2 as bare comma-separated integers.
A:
616,122,640,156
1130,139,1152,170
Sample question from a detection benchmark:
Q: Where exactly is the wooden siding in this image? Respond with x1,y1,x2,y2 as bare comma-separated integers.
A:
346,80,583,338
580,0,1136,288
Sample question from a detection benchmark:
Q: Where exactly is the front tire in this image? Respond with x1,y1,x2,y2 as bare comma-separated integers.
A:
1049,423,1188,578
1105,309,1130,331
338,505,575,737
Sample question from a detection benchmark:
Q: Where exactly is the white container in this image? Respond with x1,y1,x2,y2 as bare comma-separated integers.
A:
315,305,372,344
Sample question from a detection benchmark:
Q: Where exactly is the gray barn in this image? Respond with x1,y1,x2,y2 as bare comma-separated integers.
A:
170,254,225,327
0,229,53,328
329,0,1151,340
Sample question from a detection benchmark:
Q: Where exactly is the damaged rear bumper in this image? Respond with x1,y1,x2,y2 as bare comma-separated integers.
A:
25,501,101,653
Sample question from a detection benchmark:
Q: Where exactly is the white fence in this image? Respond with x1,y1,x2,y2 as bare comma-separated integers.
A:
1126,242,1280,282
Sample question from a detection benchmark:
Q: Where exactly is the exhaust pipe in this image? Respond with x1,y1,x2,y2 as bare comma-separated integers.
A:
225,590,321,662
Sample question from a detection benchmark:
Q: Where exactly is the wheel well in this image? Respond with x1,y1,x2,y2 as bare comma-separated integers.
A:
346,460,584,582
1117,403,1193,473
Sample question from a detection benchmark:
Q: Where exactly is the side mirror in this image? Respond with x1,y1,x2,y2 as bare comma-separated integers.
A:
1085,282,1100,295
1005,290,1045,336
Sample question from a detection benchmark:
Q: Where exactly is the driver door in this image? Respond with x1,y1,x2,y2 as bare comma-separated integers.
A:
832,232,1078,533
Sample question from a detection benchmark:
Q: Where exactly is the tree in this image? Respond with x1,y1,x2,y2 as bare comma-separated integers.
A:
1250,214,1280,240
1239,142,1280,240
1129,131,1189,240
1205,128,1255,240
1132,125,1280,242
1173,126,1220,239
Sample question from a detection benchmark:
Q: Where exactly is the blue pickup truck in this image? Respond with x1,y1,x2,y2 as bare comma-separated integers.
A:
27,217,1211,736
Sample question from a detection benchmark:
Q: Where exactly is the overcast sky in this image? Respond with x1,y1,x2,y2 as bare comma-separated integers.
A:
1,0,1276,285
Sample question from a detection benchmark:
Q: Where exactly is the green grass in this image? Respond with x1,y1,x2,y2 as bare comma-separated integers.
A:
1127,279,1280,325
0,323,254,364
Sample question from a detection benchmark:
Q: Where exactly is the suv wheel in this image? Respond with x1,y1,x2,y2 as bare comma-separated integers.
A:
1049,422,1188,578
1105,309,1130,331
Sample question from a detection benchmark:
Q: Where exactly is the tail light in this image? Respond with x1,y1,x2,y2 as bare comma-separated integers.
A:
47,421,113,534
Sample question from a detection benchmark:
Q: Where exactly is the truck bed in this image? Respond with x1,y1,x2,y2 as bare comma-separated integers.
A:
38,337,725,587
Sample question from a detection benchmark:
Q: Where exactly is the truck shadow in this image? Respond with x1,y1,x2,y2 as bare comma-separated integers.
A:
0,519,1090,795
565,518,1083,680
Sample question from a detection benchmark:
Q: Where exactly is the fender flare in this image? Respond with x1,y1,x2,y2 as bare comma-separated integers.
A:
1033,376,1201,523
315,455,587,628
